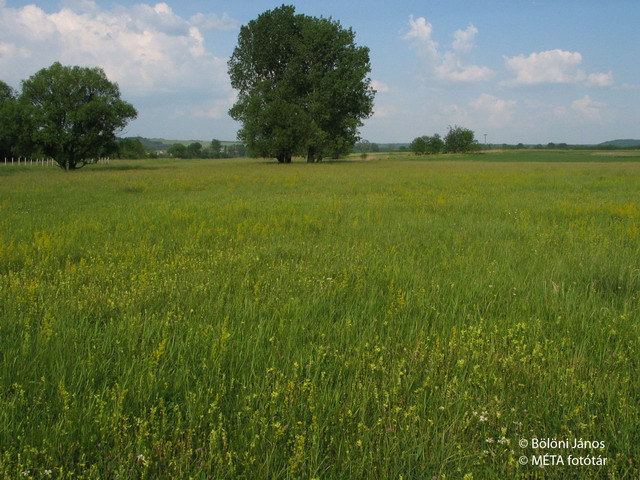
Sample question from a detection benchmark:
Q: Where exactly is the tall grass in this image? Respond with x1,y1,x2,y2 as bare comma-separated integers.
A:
1,152,639,479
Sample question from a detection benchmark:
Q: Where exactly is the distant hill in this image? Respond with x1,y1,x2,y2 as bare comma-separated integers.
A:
133,137,170,151
598,139,640,147
379,143,410,151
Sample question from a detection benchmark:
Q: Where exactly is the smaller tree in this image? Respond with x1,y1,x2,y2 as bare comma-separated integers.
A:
19,62,137,170
444,125,478,153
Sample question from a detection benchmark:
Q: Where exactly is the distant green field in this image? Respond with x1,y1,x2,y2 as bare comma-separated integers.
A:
1,152,639,479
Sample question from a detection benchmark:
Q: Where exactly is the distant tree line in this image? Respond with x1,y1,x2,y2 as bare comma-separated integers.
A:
354,140,380,153
165,140,247,159
493,142,573,150
113,138,248,159
410,126,479,155
485,142,640,151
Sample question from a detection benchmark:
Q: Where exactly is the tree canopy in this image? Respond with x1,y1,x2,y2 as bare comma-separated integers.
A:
0,81,14,103
19,62,137,170
410,134,444,155
168,143,188,158
444,125,479,153
0,81,20,159
228,5,375,163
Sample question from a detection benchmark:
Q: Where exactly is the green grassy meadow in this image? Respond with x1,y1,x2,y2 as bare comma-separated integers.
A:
1,151,639,479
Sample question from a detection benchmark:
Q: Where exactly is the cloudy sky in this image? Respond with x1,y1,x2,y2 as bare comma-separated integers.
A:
1,0,638,144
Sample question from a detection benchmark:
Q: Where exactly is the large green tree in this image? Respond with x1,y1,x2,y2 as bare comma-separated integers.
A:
19,62,137,170
228,5,375,163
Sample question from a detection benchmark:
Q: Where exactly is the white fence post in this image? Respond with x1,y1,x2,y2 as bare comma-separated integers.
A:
1,156,59,167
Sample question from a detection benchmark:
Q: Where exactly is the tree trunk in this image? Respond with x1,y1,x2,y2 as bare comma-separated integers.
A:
307,146,315,163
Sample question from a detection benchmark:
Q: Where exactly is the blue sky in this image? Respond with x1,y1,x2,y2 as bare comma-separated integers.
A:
1,0,639,144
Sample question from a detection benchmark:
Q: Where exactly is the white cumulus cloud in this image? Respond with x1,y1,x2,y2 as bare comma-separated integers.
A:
452,25,478,53
504,49,613,86
403,15,439,59
192,92,238,119
0,1,236,96
571,95,607,121
0,41,30,61
404,16,493,82
470,93,517,126
586,71,614,87
436,52,494,82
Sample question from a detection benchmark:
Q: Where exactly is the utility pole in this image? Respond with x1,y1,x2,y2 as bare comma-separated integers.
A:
484,134,488,145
